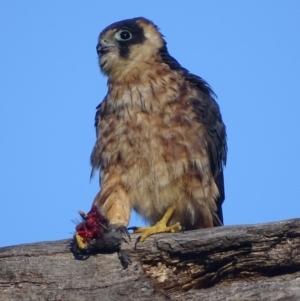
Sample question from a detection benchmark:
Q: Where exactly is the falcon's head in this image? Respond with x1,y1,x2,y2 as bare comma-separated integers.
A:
96,17,165,77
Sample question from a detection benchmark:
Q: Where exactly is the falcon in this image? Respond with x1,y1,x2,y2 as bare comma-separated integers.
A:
76,17,227,247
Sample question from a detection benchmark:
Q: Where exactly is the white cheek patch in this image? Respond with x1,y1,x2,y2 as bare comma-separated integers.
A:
144,31,162,48
100,51,119,74
102,51,118,63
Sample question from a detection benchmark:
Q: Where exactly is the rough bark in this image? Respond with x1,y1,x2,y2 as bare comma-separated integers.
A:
1,218,300,301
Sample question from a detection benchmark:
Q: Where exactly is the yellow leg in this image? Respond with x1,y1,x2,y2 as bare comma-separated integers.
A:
131,206,182,243
75,232,88,249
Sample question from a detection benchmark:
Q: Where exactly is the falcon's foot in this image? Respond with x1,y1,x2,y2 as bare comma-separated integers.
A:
128,206,182,246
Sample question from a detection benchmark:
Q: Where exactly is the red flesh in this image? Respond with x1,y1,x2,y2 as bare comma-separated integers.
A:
75,205,108,243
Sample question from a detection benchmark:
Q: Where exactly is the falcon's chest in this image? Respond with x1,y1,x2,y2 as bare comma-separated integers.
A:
97,71,195,174
98,82,172,167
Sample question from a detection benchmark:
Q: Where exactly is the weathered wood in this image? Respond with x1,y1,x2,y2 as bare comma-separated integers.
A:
1,219,300,300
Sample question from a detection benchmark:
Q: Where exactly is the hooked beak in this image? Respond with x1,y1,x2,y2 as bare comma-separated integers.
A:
96,41,115,56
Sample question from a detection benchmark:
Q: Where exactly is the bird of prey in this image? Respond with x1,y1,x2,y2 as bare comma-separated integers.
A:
76,17,227,247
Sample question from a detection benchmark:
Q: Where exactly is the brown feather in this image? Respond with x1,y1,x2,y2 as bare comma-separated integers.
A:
91,17,227,229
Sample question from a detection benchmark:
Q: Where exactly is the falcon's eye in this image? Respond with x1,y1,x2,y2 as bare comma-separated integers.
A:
115,30,132,41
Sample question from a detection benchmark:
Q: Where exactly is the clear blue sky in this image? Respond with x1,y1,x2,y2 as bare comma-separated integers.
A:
1,1,300,247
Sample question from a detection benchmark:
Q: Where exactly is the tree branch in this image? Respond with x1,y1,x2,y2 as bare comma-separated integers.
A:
1,218,300,300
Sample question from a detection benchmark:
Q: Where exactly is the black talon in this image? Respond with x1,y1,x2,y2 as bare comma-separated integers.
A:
134,236,141,250
116,225,131,242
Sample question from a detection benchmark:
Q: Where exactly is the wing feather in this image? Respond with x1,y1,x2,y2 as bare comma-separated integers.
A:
158,44,227,225
188,75,227,225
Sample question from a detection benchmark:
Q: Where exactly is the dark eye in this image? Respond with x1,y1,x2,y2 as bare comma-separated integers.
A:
115,30,132,41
